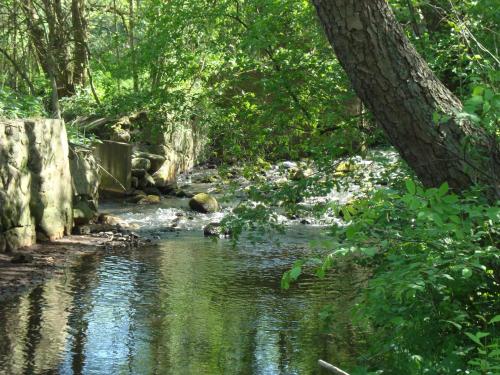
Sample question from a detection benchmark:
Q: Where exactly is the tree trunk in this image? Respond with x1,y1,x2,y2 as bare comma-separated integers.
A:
311,0,499,197
72,0,87,87
23,0,75,98
129,0,138,92
405,0,422,37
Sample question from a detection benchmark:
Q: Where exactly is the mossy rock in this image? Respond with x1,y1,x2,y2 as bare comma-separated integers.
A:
290,168,313,180
200,175,219,183
334,161,358,177
189,193,219,213
256,157,272,171
138,195,161,204
132,157,151,170
73,200,97,225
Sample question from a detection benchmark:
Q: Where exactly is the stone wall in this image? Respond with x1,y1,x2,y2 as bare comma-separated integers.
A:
69,145,100,224
0,119,73,252
71,112,206,194
141,120,207,188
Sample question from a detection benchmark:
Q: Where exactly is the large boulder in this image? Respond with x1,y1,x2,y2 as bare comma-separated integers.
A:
138,172,156,189
134,151,165,173
98,213,128,227
152,159,177,188
25,120,73,241
110,127,131,143
189,193,219,213
109,117,132,143
138,195,161,205
132,169,147,178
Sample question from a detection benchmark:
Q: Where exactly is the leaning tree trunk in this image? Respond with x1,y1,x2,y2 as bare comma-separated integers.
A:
311,0,499,198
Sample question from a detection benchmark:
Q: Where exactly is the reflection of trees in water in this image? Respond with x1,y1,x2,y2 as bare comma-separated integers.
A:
0,254,102,375
0,239,367,374
23,286,45,374
123,248,163,374
142,239,349,374
65,254,102,375
0,295,23,372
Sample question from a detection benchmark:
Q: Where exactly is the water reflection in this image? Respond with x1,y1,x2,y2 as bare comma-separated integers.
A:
0,231,364,374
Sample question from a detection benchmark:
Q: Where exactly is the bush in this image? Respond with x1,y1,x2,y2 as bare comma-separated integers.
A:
0,87,46,118
302,182,500,374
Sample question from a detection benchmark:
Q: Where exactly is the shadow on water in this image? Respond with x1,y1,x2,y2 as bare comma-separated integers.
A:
0,230,367,375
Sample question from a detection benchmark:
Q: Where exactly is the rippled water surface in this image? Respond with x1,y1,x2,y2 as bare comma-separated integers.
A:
0,226,367,375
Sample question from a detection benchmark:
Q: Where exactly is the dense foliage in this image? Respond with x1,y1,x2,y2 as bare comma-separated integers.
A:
0,0,498,373
1,0,497,157
290,183,500,374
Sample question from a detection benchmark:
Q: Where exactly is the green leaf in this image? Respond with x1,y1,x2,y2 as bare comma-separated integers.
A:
489,315,500,324
281,272,291,290
465,332,489,346
361,247,377,257
472,86,485,96
476,332,490,340
438,182,449,197
289,265,302,281
405,180,416,195
444,320,462,330
443,195,459,204
462,268,473,279
432,112,440,124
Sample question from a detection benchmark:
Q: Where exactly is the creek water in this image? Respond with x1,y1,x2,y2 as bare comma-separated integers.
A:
0,212,366,374
0,151,401,374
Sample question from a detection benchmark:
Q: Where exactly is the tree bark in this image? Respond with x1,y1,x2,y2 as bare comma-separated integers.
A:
41,0,74,96
23,0,75,99
72,0,87,87
129,0,138,92
311,0,499,197
23,0,60,115
405,0,422,37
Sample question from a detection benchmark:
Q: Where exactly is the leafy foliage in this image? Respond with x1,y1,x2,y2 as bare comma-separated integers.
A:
286,182,499,374
0,87,45,118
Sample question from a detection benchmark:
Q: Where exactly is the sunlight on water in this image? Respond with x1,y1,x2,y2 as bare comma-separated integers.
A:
0,230,366,375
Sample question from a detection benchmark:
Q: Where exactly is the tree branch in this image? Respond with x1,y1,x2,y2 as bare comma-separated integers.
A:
0,46,36,94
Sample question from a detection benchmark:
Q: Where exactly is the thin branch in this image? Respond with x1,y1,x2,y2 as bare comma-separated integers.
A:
318,360,351,375
225,8,312,121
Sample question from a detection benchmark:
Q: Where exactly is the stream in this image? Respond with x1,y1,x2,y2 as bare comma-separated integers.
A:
0,151,399,374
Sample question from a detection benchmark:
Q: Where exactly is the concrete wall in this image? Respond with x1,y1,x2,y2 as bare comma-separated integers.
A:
0,119,73,252
94,140,132,193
